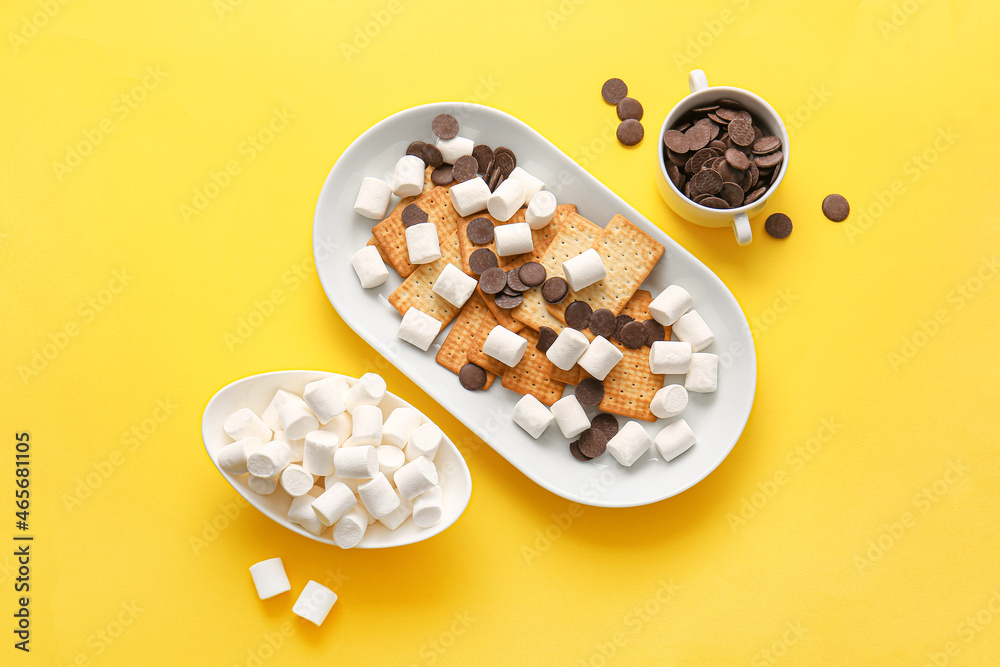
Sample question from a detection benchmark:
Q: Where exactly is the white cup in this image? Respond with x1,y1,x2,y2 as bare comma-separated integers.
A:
655,70,790,246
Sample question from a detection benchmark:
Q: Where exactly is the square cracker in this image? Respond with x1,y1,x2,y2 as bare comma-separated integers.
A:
455,205,578,274
366,166,435,261
372,184,460,279
466,311,511,377
435,291,495,390
501,328,567,407
387,233,463,326
548,214,665,323
598,338,664,422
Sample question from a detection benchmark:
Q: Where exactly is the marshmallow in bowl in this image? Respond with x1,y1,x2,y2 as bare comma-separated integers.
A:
378,497,413,530
433,263,478,308
334,445,379,478
436,136,474,164
550,395,590,439
303,376,348,424
381,408,422,448
292,581,338,626
507,167,545,202
404,222,442,265
512,394,554,439
351,405,383,446
562,249,607,292
358,472,401,519
577,335,623,381
493,221,534,256
280,464,314,497
654,419,697,461
350,245,389,289
312,481,357,526
287,492,324,536
405,422,442,462
649,285,693,325
449,177,491,216
377,445,406,480
649,340,693,375
487,178,525,222
344,373,386,413
224,408,272,444
353,176,392,220
278,397,319,440
650,384,688,419
394,456,439,500
333,506,369,549
685,353,718,393
607,421,652,467
672,310,715,351
249,558,291,600
303,431,339,476
413,485,443,528
218,437,262,475
546,327,590,371
392,155,425,197
525,190,557,229
248,473,279,495
483,325,528,367
261,389,297,432
247,439,292,478
397,307,443,351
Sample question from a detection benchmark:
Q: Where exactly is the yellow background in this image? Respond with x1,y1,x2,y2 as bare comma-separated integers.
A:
2,0,998,664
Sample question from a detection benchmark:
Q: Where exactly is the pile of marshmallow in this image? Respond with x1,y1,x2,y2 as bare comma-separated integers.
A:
248,557,337,627
511,283,718,467
216,373,445,548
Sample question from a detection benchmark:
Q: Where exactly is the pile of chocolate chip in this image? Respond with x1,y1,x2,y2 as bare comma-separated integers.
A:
537,302,665,352
662,99,784,209
404,113,518,192
601,78,645,146
474,259,548,310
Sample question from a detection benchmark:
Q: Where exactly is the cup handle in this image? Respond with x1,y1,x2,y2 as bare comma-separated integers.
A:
733,212,752,246
688,70,709,93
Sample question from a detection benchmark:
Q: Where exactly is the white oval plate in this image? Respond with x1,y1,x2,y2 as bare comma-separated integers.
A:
201,370,472,547
313,103,756,508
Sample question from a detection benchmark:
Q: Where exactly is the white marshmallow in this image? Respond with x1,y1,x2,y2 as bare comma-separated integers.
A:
550,395,590,439
273,430,304,463
381,408,422,448
248,557,291,600
378,496,413,530
685,353,718,393
607,421,652,467
672,310,715,351
392,155,425,197
312,482,357,525
280,464,314,497
512,394,554,439
261,389,296,431
649,285,693,325
436,136,474,164
351,405,383,446
507,167,545,202
412,485,443,528
449,177,491,217
350,245,389,289
493,222,534,256
432,263,478,308
218,437,262,475
394,456,439,500
487,178,526,222
483,325,527,367
293,580,338,625
247,440,292,478
650,384,689,419
248,473,279,495
344,373,386,413
655,419,697,461
404,422,442,462
334,445,379,479
224,408,272,444
577,335,624,381
377,445,406,481
397,306,443,351
525,190,557,229
358,472,401,519
321,411,353,442
303,431,339,476
303,376,348,424
649,340,693,374
333,506,369,549
546,327,590,371
353,176,392,220
562,248,607,292
334,475,368,494
404,222,442,265
287,492,324,536
278,398,319,440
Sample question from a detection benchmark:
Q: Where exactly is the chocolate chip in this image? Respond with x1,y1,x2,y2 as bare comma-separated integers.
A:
663,130,690,154
518,262,546,287
494,291,523,309
536,326,557,353
575,378,605,407
452,155,478,182
765,213,793,239
753,136,781,154
493,151,515,178
601,78,628,104
700,196,729,209
591,413,619,439
506,268,530,292
619,320,647,349
613,314,634,343
431,113,459,140
588,308,616,337
431,165,454,185
725,148,750,171
754,150,783,169
616,97,643,121
684,123,711,151
716,160,743,185
822,194,850,222
565,301,593,330
472,145,494,174
744,187,767,205
401,204,428,227
715,108,741,122
728,120,755,146
541,277,569,303
501,286,520,297
617,119,644,146
494,147,517,169
690,169,723,195
479,267,507,295
406,141,427,160
686,148,715,174
577,426,608,457
642,319,666,346
667,148,688,167
466,217,495,245
422,143,444,168
459,363,487,390
741,163,759,192
719,182,746,208
469,248,498,275
569,439,593,461
487,167,503,192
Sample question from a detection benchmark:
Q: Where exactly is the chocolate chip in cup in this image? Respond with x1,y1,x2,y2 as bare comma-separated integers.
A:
822,194,850,222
